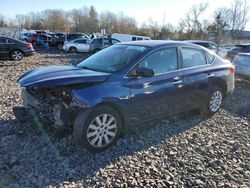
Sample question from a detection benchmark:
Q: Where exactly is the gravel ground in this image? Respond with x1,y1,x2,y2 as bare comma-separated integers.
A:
0,50,249,187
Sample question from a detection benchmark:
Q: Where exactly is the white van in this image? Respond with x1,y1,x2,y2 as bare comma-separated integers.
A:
111,33,151,42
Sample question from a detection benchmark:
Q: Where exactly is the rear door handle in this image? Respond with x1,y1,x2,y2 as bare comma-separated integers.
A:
207,73,215,78
172,80,183,85
172,77,183,85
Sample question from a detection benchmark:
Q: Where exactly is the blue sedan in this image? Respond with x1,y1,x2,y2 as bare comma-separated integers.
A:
14,40,235,152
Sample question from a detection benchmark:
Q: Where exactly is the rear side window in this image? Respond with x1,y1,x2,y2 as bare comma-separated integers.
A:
234,56,250,66
181,48,207,68
132,37,136,41
206,51,216,63
76,39,86,44
7,39,15,44
0,38,7,43
139,48,178,74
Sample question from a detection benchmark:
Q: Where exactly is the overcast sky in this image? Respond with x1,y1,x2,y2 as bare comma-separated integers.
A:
1,0,250,30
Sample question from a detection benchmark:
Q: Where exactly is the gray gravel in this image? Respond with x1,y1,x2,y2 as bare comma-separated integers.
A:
0,50,249,187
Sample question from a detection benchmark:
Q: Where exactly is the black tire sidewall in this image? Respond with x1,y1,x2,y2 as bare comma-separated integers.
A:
73,106,122,152
69,47,77,53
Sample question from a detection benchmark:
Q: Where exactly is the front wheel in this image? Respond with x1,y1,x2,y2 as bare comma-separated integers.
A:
203,87,223,116
73,106,122,152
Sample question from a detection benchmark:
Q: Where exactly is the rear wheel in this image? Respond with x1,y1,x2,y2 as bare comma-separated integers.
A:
203,86,223,116
10,50,23,61
69,47,77,53
73,106,122,152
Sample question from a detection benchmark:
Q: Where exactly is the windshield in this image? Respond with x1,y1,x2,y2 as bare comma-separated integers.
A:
77,45,148,73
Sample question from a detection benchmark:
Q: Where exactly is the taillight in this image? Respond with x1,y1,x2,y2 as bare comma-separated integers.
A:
27,43,33,49
229,65,235,74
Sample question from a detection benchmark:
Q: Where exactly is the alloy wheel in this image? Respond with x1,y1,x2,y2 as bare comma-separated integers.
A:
209,90,222,112
11,51,23,61
87,114,117,148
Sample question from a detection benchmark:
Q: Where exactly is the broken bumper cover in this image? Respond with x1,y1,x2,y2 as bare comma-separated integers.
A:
13,106,36,122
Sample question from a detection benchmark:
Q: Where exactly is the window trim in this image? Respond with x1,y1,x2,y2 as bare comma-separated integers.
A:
125,46,180,78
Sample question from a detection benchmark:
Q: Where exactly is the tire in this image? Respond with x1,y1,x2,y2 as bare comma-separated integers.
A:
57,44,63,50
69,47,77,53
203,86,223,116
73,106,122,152
10,50,23,61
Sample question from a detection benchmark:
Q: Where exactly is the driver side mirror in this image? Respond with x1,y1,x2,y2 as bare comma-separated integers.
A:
132,67,155,77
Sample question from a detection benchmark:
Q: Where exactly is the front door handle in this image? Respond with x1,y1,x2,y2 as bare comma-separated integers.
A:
207,73,215,78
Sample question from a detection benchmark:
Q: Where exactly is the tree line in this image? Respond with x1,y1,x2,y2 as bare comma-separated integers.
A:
0,0,249,43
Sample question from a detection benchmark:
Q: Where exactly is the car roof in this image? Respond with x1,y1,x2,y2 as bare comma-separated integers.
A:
119,40,200,48
0,36,21,41
238,53,250,56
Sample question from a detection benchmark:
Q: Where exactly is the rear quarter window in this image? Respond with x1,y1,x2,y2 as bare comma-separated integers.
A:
234,56,250,66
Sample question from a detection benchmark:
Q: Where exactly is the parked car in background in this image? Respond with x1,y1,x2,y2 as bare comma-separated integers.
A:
185,40,228,58
63,38,91,53
185,40,218,53
14,40,235,152
226,44,250,62
111,33,151,42
51,33,90,49
232,53,250,79
220,44,237,51
21,32,32,42
36,34,53,47
28,34,39,46
90,37,120,53
0,36,35,60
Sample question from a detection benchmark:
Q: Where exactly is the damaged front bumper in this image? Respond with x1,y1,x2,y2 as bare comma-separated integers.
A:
13,88,81,130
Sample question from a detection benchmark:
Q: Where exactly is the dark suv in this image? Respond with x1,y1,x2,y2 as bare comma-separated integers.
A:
14,41,235,152
90,37,120,53
0,36,35,60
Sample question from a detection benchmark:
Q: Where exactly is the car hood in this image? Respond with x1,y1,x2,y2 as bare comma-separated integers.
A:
18,65,111,88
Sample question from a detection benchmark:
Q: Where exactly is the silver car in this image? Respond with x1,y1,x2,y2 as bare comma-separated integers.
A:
233,53,250,79
63,38,91,53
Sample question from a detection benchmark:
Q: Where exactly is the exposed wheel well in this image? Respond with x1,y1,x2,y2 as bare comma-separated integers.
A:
96,102,125,127
213,81,227,98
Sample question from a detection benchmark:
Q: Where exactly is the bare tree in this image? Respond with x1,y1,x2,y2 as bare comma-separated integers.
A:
0,14,7,27
179,2,209,39
228,0,249,41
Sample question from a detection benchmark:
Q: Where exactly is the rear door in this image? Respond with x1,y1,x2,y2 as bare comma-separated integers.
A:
127,47,185,124
0,38,9,55
179,47,211,110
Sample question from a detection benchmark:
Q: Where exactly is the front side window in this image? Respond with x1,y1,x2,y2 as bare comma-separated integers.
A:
139,48,178,74
181,48,206,68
